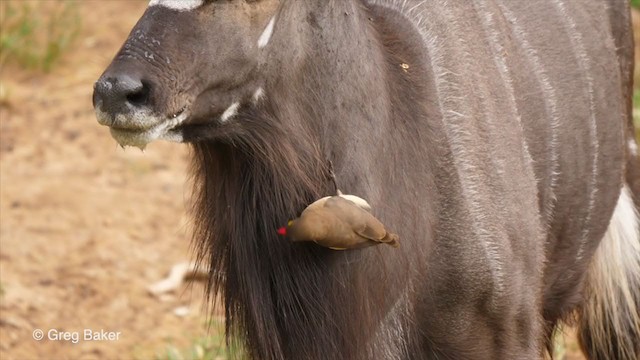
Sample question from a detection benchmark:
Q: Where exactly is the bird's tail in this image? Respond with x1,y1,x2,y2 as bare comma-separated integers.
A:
383,233,400,248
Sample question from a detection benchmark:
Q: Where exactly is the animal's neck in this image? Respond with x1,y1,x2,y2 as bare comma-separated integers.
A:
267,2,392,185
190,2,439,359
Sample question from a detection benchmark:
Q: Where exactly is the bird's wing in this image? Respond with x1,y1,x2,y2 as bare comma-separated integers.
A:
338,194,372,211
324,197,389,242
353,221,390,242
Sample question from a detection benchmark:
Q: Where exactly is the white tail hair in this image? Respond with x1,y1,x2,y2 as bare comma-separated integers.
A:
578,184,640,359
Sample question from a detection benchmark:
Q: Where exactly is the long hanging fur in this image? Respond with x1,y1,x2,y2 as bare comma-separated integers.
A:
577,184,640,360
186,104,391,359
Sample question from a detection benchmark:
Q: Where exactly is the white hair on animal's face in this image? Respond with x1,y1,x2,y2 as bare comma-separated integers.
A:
252,87,265,103
148,0,203,11
95,107,188,149
258,16,276,48
220,102,241,123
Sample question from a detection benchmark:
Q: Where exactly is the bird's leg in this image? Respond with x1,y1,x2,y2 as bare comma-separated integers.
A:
327,160,342,195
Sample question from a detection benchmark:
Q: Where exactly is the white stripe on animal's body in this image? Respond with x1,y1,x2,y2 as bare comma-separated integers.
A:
474,0,534,173
497,3,562,225
552,0,600,260
411,2,506,294
221,102,240,123
148,0,203,11
258,16,276,48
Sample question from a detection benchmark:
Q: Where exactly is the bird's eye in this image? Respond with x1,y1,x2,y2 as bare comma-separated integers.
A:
288,220,294,226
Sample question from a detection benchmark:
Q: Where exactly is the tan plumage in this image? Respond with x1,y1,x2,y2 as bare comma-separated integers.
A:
281,195,400,250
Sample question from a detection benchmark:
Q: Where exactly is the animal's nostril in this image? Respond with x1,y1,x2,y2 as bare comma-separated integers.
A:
125,81,150,107
93,74,152,116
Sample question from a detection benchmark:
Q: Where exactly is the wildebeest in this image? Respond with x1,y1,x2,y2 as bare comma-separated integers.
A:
93,0,640,359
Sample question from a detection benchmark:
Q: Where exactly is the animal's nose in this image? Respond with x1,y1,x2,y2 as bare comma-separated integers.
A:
93,74,151,123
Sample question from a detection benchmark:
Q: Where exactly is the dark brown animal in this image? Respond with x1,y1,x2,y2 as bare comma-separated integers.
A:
93,1,640,359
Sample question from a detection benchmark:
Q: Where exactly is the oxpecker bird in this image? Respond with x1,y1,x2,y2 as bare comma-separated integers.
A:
277,194,400,250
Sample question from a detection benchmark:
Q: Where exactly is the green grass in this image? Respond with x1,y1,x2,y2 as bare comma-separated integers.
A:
633,0,640,9
153,321,245,360
0,0,80,72
157,337,242,360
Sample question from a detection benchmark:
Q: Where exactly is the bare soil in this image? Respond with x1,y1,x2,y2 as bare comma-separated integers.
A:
0,1,214,359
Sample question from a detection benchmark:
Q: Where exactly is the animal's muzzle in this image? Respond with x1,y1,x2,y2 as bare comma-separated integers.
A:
92,73,152,126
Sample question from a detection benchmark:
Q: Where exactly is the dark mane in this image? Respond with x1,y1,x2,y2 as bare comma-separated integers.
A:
188,110,379,358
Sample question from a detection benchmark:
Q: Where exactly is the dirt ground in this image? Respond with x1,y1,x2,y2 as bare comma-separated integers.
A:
3,1,636,360
0,1,217,359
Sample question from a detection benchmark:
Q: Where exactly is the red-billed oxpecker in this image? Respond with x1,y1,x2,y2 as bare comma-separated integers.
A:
278,194,400,250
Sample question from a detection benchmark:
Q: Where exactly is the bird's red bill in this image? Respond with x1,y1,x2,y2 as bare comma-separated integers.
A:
277,227,287,236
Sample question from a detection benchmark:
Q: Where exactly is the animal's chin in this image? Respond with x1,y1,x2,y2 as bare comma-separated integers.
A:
100,111,190,149
99,100,247,148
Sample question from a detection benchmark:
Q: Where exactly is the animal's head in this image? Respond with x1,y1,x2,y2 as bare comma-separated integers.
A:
93,0,288,148
94,0,378,158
